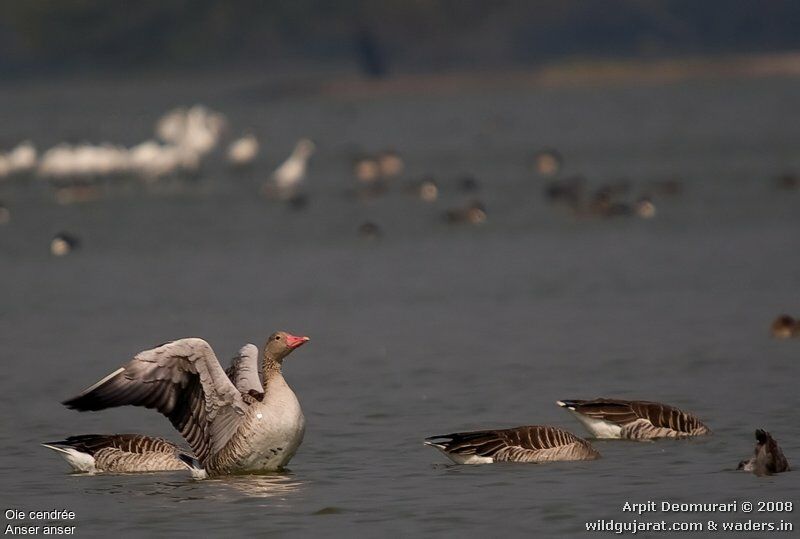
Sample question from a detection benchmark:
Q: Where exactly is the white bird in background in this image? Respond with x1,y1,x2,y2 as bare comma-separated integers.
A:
0,141,37,179
156,105,227,158
38,143,129,179
128,140,199,180
156,107,189,145
35,105,226,182
7,141,37,173
264,138,315,199
227,134,259,167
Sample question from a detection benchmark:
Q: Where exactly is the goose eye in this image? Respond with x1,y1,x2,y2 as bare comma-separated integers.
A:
274,335,281,340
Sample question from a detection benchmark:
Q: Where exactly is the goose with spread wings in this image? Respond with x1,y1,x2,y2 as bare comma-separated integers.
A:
61,331,310,476
44,344,263,474
557,398,710,439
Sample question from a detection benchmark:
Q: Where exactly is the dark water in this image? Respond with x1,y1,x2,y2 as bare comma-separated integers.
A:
1,74,798,537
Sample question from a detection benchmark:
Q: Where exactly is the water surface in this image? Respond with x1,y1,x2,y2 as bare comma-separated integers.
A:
1,74,798,537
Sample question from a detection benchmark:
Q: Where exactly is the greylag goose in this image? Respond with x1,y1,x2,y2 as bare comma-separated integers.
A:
738,429,790,475
557,398,710,439
353,154,381,184
406,177,438,202
376,150,403,179
771,315,800,339
443,199,487,224
425,426,600,464
62,331,309,476
634,196,657,218
51,232,80,257
533,148,562,177
42,434,196,474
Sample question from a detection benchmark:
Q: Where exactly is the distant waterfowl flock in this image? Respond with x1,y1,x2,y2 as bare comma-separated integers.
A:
1,103,790,479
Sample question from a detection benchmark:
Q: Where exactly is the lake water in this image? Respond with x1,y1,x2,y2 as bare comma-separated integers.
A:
0,72,798,537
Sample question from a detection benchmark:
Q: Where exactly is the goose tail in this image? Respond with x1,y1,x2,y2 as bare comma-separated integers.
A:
41,441,96,473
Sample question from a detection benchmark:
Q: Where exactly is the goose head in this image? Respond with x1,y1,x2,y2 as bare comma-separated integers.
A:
264,331,310,362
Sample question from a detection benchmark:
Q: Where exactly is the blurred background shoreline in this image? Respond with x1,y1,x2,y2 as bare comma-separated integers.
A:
2,1,800,85
3,50,800,103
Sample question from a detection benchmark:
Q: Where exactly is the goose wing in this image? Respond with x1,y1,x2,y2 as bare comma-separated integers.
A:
559,398,641,425
63,338,245,467
225,344,263,398
627,400,706,432
427,425,596,462
560,398,706,433
44,434,182,455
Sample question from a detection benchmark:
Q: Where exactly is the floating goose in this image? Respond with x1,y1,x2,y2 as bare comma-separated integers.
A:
50,232,81,257
738,429,790,475
46,344,264,475
406,177,438,202
634,196,657,219
533,149,563,177
351,155,388,199
376,150,403,178
443,199,487,224
771,315,800,339
42,434,196,474
557,399,710,439
425,425,600,464
352,155,381,184
62,331,310,476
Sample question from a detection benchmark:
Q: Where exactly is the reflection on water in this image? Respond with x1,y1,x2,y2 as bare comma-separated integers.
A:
212,473,306,501
76,471,305,503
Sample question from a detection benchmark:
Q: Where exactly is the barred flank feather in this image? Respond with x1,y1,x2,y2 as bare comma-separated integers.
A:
557,398,710,439
425,425,600,464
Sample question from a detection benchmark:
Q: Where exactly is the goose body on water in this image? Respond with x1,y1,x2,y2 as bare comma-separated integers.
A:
425,425,600,464
557,398,710,439
62,332,309,476
42,434,196,474
771,315,800,339
738,429,790,475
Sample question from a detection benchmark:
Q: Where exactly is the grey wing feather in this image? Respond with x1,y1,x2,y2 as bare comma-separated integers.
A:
226,344,262,395
62,338,245,467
